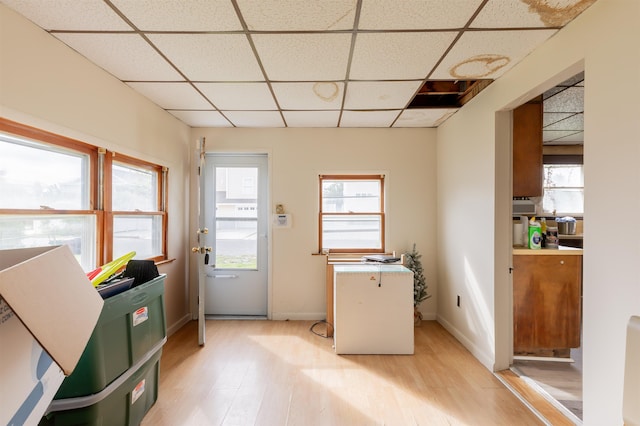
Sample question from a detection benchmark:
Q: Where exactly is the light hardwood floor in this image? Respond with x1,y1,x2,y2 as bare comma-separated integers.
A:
142,320,544,426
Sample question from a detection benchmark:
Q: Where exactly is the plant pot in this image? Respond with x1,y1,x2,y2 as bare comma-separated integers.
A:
414,307,423,327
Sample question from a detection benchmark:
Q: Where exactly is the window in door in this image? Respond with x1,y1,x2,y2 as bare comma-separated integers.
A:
319,174,385,253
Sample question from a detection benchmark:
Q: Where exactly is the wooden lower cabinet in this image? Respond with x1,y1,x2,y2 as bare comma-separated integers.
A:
513,254,582,354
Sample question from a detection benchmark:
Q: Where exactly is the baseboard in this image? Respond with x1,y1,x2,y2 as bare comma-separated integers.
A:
167,313,191,337
437,314,495,370
271,312,326,321
420,312,437,320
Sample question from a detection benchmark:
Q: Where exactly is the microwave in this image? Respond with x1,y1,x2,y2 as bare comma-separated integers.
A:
513,199,536,215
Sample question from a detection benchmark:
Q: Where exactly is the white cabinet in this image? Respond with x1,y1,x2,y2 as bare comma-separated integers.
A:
333,265,414,354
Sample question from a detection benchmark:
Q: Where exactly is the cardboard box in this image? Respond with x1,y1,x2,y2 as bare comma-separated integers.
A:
0,246,104,426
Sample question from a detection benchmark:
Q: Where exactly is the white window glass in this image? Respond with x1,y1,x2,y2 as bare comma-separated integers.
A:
113,215,162,260
215,167,258,269
320,177,384,251
0,214,96,270
322,180,381,213
112,163,157,211
0,135,89,209
322,215,382,249
543,164,584,214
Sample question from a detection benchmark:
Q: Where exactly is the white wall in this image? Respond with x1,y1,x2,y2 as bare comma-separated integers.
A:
0,5,192,334
436,0,640,423
190,128,438,321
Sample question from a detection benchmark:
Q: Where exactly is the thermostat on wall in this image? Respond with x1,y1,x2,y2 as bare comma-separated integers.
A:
273,214,291,228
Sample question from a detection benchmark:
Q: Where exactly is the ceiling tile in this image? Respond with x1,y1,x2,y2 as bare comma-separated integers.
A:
1,0,130,30
472,0,596,28
544,113,583,131
544,87,584,113
471,0,549,28
283,111,340,127
196,83,276,110
272,82,344,110
558,72,585,87
543,130,582,142
110,0,241,31
168,110,232,127
551,131,584,144
147,34,264,81
344,81,422,109
430,29,557,80
53,33,183,81
237,0,357,31
252,34,351,81
224,111,285,127
126,82,211,109
393,108,457,128
359,0,484,30
543,86,566,99
350,32,457,80
340,110,400,127
543,112,575,127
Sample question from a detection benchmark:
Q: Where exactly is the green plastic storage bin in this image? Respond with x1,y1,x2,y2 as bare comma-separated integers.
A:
41,342,162,426
54,274,166,399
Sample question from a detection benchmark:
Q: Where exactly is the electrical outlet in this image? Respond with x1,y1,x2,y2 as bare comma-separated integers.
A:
457,295,461,307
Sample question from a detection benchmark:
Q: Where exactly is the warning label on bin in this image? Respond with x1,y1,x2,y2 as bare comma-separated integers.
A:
131,378,146,404
132,307,149,327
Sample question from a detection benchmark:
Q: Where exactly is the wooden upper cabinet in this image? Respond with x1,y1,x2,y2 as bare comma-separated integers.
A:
513,98,543,197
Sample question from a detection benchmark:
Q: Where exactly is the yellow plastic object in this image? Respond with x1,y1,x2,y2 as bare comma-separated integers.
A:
90,251,136,287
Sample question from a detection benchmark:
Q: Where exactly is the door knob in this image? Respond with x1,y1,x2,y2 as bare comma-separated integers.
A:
191,246,212,254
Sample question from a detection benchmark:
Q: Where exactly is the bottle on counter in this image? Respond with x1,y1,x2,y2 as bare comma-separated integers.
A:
540,218,547,248
528,216,542,249
546,226,559,249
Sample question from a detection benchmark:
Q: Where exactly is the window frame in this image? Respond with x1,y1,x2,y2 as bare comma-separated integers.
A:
542,154,584,216
0,118,168,267
105,152,168,263
318,174,385,254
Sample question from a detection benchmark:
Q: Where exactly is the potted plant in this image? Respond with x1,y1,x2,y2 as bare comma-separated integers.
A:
404,243,430,326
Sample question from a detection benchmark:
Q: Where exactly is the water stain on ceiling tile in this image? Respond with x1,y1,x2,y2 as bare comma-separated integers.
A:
313,82,340,103
449,54,511,79
522,0,598,27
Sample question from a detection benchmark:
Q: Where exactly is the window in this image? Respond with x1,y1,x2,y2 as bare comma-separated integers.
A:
109,156,167,262
0,118,168,270
319,174,385,253
542,164,584,215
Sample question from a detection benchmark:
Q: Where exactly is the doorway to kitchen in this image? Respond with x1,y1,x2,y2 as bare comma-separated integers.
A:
203,154,268,318
510,70,585,422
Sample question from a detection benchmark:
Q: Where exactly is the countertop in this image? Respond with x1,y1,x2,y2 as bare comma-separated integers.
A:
560,233,583,239
513,245,583,256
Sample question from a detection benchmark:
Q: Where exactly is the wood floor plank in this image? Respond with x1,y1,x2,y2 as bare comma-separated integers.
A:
142,320,546,426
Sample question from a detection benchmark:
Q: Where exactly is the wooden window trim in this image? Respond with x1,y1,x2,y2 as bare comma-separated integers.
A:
318,174,385,254
106,151,168,262
0,118,168,266
0,118,98,210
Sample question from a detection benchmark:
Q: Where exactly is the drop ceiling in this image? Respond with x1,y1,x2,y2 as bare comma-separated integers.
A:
543,72,584,145
1,0,597,128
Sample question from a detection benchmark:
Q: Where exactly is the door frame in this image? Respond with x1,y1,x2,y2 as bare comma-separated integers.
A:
201,149,273,320
496,62,586,371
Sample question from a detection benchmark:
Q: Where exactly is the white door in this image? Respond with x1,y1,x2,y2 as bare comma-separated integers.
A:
203,154,268,317
194,138,210,345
